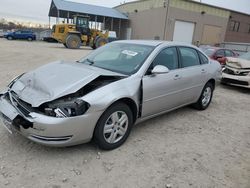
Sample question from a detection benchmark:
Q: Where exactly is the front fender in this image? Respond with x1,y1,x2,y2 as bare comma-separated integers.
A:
81,76,141,113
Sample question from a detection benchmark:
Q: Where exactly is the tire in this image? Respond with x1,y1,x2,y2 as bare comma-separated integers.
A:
91,44,96,50
27,37,33,41
193,82,214,110
94,37,108,49
94,102,133,150
7,36,13,40
66,34,81,49
63,43,68,48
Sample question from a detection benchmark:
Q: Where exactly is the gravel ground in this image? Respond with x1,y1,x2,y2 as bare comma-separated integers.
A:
0,39,249,188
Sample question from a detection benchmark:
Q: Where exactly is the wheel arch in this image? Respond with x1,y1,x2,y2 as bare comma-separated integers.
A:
207,79,215,90
67,31,81,36
66,32,82,40
92,97,138,142
96,97,138,125
115,98,138,123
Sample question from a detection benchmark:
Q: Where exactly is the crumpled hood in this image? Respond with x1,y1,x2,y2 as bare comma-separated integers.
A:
11,61,122,107
226,57,250,69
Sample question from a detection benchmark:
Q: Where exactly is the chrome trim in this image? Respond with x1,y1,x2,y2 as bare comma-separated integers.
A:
30,135,73,142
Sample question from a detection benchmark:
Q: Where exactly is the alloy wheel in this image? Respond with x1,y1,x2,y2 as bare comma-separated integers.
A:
103,111,129,144
202,87,212,107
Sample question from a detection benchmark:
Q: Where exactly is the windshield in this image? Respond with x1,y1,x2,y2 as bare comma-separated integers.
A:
79,43,155,75
239,52,250,61
202,48,216,57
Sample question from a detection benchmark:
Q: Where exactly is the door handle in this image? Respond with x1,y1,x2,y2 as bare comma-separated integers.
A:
201,69,207,73
174,74,181,80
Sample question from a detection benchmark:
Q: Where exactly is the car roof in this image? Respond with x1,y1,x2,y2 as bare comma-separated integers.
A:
114,40,198,48
115,40,164,46
201,46,233,51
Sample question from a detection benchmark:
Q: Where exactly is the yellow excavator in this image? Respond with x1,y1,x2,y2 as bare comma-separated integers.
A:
52,15,109,49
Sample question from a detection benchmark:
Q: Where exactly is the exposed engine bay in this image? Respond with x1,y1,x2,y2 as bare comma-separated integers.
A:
38,76,124,118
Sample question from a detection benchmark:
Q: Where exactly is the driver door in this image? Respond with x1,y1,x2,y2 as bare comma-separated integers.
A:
142,47,184,117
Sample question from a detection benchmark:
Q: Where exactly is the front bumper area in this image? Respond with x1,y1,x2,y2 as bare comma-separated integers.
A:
221,73,250,88
0,92,102,147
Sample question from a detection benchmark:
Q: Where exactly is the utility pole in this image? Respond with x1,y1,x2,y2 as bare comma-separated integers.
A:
163,0,169,40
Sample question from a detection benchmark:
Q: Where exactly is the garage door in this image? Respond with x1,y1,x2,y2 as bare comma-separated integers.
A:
173,21,195,44
201,25,222,45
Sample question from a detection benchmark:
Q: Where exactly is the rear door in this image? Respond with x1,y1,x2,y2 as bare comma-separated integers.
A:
176,47,207,103
225,50,234,57
14,31,22,39
20,31,28,39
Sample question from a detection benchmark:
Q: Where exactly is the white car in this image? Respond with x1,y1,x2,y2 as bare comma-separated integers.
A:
222,52,250,88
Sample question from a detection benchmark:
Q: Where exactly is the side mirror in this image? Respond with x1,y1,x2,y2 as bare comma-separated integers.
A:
151,65,169,74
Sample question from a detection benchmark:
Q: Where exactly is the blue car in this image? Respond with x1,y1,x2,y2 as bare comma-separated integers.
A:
4,30,36,41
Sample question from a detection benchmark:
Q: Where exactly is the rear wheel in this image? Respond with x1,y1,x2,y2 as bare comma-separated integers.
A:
27,37,33,41
91,44,96,50
66,34,81,49
193,82,214,110
94,37,108,49
94,102,133,150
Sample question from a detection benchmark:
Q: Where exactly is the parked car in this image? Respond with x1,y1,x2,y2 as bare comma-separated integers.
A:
3,30,36,41
200,46,238,66
0,40,221,150
0,30,5,38
221,52,250,88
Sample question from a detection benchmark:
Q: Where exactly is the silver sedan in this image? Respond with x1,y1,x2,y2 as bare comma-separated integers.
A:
0,40,221,150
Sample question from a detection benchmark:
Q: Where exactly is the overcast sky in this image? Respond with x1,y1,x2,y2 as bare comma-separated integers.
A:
0,0,249,23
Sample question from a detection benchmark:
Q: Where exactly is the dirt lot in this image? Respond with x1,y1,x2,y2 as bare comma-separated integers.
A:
0,39,249,188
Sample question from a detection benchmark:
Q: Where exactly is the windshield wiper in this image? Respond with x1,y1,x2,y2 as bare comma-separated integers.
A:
86,58,95,65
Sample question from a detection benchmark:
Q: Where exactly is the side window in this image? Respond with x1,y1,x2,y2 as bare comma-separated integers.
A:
15,31,21,34
179,47,200,68
59,27,65,33
215,50,224,57
199,52,209,64
152,47,179,70
225,50,233,57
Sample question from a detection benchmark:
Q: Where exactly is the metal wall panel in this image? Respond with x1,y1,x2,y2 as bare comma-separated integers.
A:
201,25,222,45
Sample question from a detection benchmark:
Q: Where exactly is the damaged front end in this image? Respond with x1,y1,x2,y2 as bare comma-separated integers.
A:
38,75,123,118
0,70,124,146
222,57,250,88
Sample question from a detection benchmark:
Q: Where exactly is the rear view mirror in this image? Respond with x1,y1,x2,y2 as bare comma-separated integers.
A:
151,65,169,74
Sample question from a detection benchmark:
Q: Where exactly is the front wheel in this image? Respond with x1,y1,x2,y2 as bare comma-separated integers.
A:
94,103,133,150
63,43,68,48
7,36,13,40
94,37,108,49
66,34,81,49
193,82,214,110
27,37,33,41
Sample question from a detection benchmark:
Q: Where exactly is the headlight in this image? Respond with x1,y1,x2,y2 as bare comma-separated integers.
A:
44,98,90,118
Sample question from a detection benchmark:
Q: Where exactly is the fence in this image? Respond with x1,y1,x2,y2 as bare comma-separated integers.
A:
220,42,250,55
